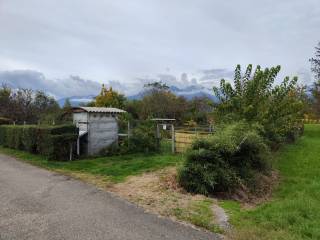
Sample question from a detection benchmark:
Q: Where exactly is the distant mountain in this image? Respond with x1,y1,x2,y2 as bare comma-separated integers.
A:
127,85,216,101
58,95,95,107
58,85,218,106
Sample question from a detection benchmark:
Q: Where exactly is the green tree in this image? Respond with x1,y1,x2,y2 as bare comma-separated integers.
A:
140,82,188,122
309,42,320,117
0,85,61,124
213,65,305,144
94,84,126,109
0,84,12,120
311,81,320,117
310,41,320,80
187,96,214,124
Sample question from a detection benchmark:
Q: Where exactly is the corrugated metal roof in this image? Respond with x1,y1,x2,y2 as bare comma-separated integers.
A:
73,107,126,113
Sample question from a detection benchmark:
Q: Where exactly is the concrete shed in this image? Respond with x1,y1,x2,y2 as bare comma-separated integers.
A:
72,107,126,156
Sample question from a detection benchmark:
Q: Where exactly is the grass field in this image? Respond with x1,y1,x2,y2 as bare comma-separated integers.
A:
1,125,320,239
222,124,320,240
0,147,183,183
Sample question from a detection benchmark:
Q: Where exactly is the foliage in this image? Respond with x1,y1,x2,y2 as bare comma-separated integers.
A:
94,84,126,109
138,82,188,123
127,121,159,153
213,65,305,146
178,122,270,195
184,97,214,125
310,41,320,81
0,85,61,124
0,124,78,161
222,124,320,240
309,79,320,119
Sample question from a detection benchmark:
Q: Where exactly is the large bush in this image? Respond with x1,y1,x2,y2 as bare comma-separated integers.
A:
178,122,271,195
0,124,78,161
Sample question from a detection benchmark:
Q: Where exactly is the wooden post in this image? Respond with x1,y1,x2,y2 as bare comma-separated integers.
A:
127,121,130,148
171,124,175,154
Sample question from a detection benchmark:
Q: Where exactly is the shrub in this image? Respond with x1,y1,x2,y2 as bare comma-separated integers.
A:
127,121,158,153
0,124,78,161
178,122,271,195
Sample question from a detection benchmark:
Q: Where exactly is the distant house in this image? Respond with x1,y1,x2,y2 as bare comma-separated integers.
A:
72,107,126,156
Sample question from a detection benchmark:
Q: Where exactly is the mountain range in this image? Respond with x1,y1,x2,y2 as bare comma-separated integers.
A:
58,85,217,107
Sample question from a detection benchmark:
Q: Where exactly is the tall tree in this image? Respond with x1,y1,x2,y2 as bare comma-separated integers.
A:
309,42,320,117
139,81,188,122
213,65,305,143
310,42,320,80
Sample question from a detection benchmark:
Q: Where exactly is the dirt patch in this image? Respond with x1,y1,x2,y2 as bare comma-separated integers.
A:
108,167,228,233
109,167,200,216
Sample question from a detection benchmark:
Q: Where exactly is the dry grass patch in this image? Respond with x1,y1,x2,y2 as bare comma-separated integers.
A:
109,167,223,233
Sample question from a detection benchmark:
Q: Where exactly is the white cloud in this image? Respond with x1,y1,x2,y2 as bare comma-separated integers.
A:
0,0,319,87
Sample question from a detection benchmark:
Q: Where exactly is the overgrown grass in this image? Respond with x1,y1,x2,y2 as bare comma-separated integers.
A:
0,147,183,183
221,124,320,240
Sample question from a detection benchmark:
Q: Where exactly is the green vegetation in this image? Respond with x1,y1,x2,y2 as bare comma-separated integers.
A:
172,199,221,233
0,146,183,183
179,65,305,196
178,122,271,195
0,124,78,161
221,124,320,240
0,86,62,125
213,64,304,147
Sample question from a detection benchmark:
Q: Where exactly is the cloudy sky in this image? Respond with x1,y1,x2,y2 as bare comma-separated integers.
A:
0,0,320,98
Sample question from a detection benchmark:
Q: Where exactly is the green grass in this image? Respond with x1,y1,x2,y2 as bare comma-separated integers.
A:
221,124,320,240
172,199,222,233
0,147,183,183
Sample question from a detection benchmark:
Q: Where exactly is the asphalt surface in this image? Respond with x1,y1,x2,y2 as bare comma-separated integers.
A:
0,154,219,240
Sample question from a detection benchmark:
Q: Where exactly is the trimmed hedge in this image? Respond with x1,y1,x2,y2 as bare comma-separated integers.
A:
0,125,78,161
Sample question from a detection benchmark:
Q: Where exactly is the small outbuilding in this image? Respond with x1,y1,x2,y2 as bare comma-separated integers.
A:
72,107,126,156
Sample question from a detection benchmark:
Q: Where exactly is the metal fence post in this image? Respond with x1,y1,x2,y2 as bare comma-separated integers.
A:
171,124,175,154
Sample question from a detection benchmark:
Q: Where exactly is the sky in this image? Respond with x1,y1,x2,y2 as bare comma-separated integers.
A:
0,0,320,98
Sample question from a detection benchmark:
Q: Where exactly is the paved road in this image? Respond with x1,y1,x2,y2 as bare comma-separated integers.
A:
0,154,219,240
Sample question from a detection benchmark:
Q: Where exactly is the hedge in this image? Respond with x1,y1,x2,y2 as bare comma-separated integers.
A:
0,124,78,161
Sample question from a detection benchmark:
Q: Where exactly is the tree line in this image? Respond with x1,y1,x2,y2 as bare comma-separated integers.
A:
1,41,320,126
